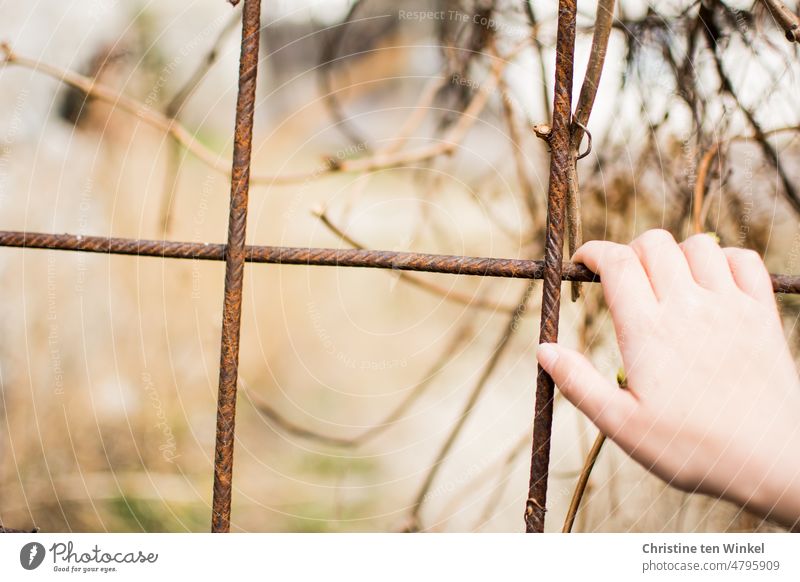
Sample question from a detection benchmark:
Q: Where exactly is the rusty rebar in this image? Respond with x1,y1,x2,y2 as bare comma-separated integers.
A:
2,230,800,293
526,0,578,534
212,0,261,533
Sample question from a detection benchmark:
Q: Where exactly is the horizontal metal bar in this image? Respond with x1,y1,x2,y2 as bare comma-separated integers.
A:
1,230,799,294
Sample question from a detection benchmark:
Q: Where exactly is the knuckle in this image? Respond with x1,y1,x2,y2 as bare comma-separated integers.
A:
726,247,762,263
741,249,763,263
681,233,711,251
573,240,608,262
637,229,675,247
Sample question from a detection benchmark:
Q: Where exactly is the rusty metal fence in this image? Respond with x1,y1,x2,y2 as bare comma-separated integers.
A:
3,0,800,533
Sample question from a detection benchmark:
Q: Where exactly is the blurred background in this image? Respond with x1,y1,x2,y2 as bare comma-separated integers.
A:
0,0,798,532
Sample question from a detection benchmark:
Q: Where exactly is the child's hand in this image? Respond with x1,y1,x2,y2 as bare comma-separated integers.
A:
536,229,800,529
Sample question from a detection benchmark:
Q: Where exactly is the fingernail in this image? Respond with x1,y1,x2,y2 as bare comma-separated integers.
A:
537,343,559,368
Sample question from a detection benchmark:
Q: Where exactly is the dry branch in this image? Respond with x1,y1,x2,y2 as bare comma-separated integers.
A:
248,321,472,448
1,41,527,188
693,143,721,234
761,0,800,42
562,432,605,533
314,207,519,313
160,8,243,232
566,0,616,301
699,7,800,215
406,282,536,531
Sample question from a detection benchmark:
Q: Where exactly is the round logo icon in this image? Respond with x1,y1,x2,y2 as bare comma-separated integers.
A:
19,542,46,570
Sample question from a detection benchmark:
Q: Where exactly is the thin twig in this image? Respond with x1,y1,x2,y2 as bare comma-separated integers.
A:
0,41,527,187
433,431,530,530
166,10,243,117
159,8,243,232
563,370,627,532
0,42,229,175
565,166,583,301
316,0,373,147
699,10,800,215
695,125,800,232
247,320,472,447
474,432,531,530
562,432,605,533
524,1,552,124
760,0,800,42
567,0,616,301
406,281,536,532
384,76,448,155
314,206,519,313
497,77,541,233
693,143,720,234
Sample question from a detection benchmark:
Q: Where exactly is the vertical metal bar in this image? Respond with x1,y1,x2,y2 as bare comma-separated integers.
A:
211,0,261,533
525,0,577,533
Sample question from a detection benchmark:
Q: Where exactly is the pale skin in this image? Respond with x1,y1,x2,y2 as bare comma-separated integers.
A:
536,229,800,530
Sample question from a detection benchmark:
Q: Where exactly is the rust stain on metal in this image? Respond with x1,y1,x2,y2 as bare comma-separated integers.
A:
212,0,261,534
526,0,578,534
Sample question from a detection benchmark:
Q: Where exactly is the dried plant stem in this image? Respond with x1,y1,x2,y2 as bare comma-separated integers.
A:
0,41,526,188
314,207,519,313
524,1,551,123
562,431,606,533
760,0,800,42
700,23,800,214
166,11,242,116
566,0,616,301
0,44,229,177
248,320,473,448
316,0,371,148
384,76,448,155
497,77,541,231
434,432,530,529
474,432,530,529
565,169,583,301
693,143,720,234
407,282,535,531
160,8,243,232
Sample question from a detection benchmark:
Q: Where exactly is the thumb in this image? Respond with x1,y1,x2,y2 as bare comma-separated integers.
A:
536,343,638,438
